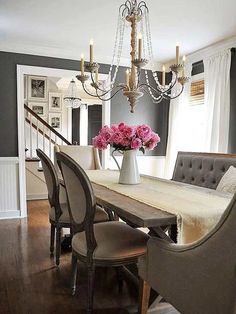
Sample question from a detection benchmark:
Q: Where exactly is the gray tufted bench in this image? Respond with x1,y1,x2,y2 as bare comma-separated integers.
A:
172,151,236,189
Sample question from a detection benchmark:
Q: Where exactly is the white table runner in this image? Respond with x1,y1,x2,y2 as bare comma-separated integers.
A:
86,170,233,244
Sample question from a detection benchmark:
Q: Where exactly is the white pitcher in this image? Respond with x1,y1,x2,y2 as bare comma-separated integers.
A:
119,150,140,185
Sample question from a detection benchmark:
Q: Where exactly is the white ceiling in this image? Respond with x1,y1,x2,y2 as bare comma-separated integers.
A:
1,0,236,64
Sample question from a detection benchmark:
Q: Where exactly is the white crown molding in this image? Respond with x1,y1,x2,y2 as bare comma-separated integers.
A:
187,35,236,64
165,35,236,68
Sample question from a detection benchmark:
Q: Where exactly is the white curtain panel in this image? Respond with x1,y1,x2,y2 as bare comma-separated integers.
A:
164,64,192,179
204,50,231,153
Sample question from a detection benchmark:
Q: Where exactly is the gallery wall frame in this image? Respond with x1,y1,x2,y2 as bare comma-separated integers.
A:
28,75,47,101
48,112,62,131
28,102,47,118
48,92,62,112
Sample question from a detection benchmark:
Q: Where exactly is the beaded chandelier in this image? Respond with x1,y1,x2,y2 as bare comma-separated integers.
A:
76,0,189,113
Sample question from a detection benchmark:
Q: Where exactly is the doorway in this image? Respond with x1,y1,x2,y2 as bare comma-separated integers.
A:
17,65,110,217
72,104,102,145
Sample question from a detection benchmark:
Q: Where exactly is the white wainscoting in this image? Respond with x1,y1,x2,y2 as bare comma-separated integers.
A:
0,157,20,219
108,155,166,178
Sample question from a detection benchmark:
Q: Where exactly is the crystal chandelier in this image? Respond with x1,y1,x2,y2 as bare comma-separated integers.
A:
76,0,189,113
63,79,82,109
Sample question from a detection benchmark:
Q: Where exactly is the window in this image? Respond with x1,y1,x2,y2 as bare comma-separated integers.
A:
189,73,205,105
190,77,204,105
190,61,205,105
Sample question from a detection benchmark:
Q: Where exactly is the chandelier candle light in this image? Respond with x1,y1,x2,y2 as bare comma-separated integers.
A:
76,0,190,113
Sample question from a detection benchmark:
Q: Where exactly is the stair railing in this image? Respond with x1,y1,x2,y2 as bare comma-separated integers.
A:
24,104,71,160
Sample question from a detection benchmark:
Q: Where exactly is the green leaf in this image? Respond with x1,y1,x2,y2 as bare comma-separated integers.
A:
140,147,145,154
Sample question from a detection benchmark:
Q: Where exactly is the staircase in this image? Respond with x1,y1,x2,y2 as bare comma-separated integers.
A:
24,104,71,200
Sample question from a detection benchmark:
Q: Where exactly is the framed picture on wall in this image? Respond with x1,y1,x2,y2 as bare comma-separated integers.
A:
49,113,62,132
28,76,47,101
28,102,47,118
49,92,62,112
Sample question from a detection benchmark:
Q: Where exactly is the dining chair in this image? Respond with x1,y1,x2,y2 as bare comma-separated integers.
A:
54,145,102,175
36,149,108,266
57,152,150,313
138,192,236,314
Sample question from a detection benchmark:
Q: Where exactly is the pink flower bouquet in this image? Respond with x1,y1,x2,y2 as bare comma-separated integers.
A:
93,122,160,153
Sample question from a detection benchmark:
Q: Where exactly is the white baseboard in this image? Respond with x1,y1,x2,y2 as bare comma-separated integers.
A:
0,211,21,220
27,194,48,201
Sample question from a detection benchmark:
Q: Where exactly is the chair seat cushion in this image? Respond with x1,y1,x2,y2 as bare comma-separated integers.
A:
72,221,149,262
49,204,108,224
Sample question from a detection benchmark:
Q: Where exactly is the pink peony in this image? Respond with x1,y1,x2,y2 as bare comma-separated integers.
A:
118,122,125,131
111,124,119,132
131,138,142,150
145,132,161,150
99,125,113,143
110,131,123,145
122,125,136,139
92,135,108,150
93,123,160,152
120,137,131,147
136,124,152,141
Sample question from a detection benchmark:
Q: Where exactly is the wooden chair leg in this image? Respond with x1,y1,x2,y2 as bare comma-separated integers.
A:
55,227,62,266
138,278,151,314
50,224,56,255
87,265,95,313
71,253,78,296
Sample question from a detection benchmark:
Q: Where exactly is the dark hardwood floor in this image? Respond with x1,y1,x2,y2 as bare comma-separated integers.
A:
0,200,138,314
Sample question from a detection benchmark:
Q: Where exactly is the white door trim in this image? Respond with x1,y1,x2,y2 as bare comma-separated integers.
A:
17,65,110,218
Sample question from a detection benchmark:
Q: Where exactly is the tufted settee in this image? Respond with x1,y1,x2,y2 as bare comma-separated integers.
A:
172,151,236,190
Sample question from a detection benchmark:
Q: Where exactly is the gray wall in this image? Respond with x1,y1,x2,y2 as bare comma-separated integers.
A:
0,51,169,157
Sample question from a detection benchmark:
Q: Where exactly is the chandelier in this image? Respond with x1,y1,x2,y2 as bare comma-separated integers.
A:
63,79,82,109
76,0,189,113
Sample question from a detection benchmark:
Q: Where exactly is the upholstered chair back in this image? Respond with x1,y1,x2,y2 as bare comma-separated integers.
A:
36,149,59,207
56,152,96,239
172,151,236,189
140,192,236,313
54,145,102,174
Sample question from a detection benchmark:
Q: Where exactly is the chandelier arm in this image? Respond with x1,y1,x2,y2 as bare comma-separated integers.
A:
81,83,101,98
138,1,148,10
169,85,184,100
90,72,108,93
169,72,178,88
94,87,125,102
119,1,131,16
88,73,117,97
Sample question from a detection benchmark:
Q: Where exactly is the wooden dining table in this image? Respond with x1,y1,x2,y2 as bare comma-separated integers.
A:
85,170,232,244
